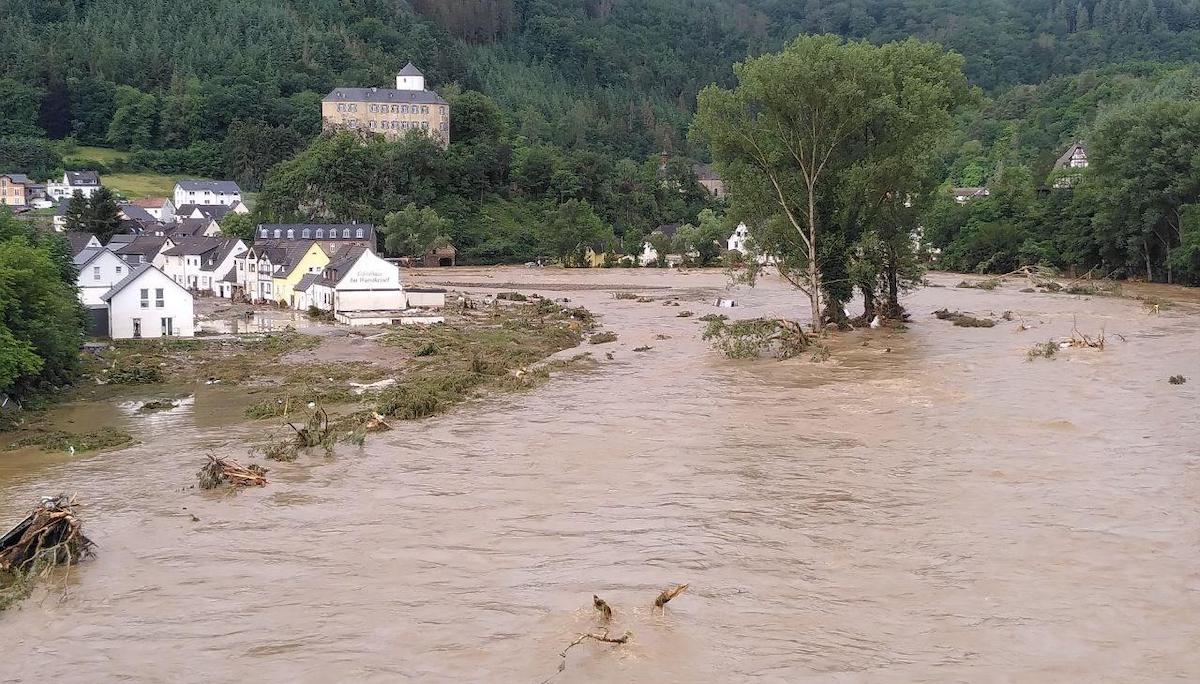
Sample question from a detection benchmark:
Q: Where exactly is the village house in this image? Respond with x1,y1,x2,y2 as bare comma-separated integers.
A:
130,197,175,223
639,224,680,266
172,180,242,209
47,171,101,201
1052,141,1089,188
727,222,751,253
111,235,175,267
160,237,247,293
74,246,130,306
100,264,194,339
166,217,223,238
421,242,456,267
322,63,450,147
305,246,425,325
65,231,101,256
234,241,327,305
694,164,726,198
118,203,162,230
175,201,249,222
0,174,31,207
952,186,990,203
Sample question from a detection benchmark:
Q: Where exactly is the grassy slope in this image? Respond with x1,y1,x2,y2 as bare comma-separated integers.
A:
64,146,180,200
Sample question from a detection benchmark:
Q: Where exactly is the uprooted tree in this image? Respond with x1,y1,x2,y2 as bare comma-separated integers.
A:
691,35,972,331
1,495,95,610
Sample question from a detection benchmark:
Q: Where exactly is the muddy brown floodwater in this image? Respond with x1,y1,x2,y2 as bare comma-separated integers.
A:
2,269,1199,682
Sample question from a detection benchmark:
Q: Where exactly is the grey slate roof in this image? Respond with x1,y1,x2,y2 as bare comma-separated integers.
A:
73,247,103,267
294,273,322,293
176,204,232,220
654,224,680,239
65,231,99,255
66,171,100,186
320,245,368,286
161,236,223,257
1053,141,1088,169
2,173,31,183
119,204,158,223
175,180,241,193
323,87,447,105
168,218,217,238
113,236,169,261
200,238,244,272
398,62,423,77
255,224,376,245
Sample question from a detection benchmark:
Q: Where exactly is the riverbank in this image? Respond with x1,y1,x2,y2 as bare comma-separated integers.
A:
1,268,1198,681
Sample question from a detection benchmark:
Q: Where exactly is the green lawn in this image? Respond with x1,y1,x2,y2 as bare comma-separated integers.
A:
103,172,177,200
68,146,129,165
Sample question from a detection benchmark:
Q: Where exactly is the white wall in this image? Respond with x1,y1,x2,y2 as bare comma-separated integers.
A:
173,185,242,208
107,267,194,339
332,251,405,312
77,250,129,306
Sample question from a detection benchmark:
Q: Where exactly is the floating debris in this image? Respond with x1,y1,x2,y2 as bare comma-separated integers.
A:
655,583,689,607
197,456,268,489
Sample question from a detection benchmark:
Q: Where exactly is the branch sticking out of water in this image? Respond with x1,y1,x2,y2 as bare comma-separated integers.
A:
544,630,632,683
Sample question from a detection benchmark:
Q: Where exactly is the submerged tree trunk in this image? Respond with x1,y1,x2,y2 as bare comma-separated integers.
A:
859,280,876,322
1144,238,1153,282
807,190,823,333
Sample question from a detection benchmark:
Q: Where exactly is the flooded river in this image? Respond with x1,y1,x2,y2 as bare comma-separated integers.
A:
2,269,1198,682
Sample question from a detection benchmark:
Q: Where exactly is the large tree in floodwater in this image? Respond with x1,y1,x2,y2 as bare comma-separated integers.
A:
690,35,971,331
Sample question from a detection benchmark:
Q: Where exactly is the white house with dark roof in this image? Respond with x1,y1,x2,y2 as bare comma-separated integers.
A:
47,171,101,200
639,224,681,266
101,264,194,339
65,231,101,256
173,180,242,209
160,236,247,293
305,246,409,324
175,202,249,222
130,197,175,223
74,246,130,306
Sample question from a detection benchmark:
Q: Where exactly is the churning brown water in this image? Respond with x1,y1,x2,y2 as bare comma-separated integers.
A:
2,269,1198,683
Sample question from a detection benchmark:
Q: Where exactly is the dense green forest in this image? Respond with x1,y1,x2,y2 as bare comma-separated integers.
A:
1,0,1199,277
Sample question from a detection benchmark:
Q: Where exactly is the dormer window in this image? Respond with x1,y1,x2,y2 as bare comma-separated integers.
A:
259,228,267,238
342,228,350,238
287,229,295,239
355,228,364,238
274,229,281,238
302,228,311,238
316,228,324,239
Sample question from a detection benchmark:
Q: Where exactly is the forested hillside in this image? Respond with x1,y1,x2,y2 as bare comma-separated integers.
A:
1,0,1199,277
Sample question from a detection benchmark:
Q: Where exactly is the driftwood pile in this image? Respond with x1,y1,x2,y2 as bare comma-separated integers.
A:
197,455,268,489
0,495,95,576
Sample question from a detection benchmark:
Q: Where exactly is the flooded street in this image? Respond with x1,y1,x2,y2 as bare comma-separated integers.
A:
2,268,1198,682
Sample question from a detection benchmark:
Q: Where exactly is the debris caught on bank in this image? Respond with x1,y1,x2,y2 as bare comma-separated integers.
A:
593,594,612,622
5,428,133,454
956,278,1000,290
1169,375,1187,385
613,292,639,300
589,331,618,345
702,317,810,359
636,296,654,303
633,345,653,352
933,309,996,328
496,292,528,302
350,378,398,394
698,313,728,323
197,455,268,489
715,298,738,308
655,583,689,607
0,495,95,576
676,311,694,318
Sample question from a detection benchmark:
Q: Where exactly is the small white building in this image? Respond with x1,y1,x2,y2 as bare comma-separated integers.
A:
307,246,405,316
128,198,175,223
173,180,242,209
100,264,195,339
727,222,750,253
160,237,246,292
47,171,101,201
74,247,130,306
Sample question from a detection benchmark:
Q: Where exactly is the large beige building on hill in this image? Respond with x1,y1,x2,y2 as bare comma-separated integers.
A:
322,63,450,147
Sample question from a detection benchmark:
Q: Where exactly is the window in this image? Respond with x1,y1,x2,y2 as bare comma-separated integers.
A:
440,122,447,131
93,265,101,281
316,228,324,239
422,121,429,130
302,228,311,238
337,104,345,113
342,228,350,238
274,229,282,238
440,106,446,115
355,228,363,238
369,104,376,113
155,288,165,308
116,265,122,275
260,228,268,238
287,229,295,239
391,105,399,113
140,288,149,308
421,105,429,114
132,319,142,338
161,317,173,336
349,104,357,112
